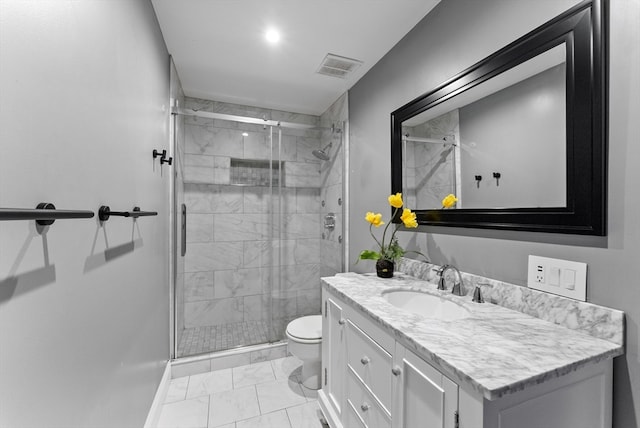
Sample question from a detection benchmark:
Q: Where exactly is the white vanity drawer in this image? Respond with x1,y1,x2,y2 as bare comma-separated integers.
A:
345,400,367,428
346,319,392,412
347,367,391,428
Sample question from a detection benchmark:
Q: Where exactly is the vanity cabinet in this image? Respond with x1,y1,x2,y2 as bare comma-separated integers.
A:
392,343,459,428
320,296,345,425
319,286,615,428
319,288,465,428
344,318,392,427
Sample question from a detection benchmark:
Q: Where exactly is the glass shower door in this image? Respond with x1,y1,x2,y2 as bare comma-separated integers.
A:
172,97,329,359
175,119,286,358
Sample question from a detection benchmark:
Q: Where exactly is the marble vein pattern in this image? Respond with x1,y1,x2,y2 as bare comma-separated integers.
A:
185,271,214,302
185,297,244,328
284,162,321,188
185,242,244,273
398,258,625,345
185,184,243,214
322,267,624,400
186,213,214,243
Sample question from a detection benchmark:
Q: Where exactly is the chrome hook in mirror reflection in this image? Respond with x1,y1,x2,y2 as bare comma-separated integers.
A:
493,172,501,186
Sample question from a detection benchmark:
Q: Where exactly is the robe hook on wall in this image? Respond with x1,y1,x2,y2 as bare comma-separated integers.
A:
475,175,482,188
152,149,172,166
493,172,501,186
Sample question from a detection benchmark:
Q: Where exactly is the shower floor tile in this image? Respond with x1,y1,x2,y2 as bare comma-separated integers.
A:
177,321,270,357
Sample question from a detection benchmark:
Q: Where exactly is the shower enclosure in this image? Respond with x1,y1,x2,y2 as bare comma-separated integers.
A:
169,87,347,359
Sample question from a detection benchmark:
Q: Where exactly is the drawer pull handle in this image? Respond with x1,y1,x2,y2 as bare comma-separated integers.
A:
360,356,371,365
392,366,402,376
361,403,370,412
338,318,346,325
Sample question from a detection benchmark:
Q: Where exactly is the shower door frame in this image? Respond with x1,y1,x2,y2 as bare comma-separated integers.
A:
170,109,318,360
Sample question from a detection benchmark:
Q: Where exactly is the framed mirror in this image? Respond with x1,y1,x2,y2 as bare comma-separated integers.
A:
391,0,606,235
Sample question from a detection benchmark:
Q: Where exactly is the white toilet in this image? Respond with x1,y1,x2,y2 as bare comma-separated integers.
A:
286,315,322,390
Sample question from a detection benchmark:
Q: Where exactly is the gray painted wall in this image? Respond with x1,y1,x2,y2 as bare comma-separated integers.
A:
349,0,640,426
0,1,170,426
459,64,566,208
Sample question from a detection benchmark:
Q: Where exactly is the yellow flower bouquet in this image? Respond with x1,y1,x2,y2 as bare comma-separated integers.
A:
359,193,425,277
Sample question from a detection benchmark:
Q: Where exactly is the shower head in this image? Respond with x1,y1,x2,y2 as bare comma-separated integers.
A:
312,142,332,161
312,149,330,161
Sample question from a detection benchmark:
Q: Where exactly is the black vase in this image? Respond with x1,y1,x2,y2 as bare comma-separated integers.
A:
376,259,395,278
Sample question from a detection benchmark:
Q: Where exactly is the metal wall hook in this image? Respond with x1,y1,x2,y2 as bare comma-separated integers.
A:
153,149,173,166
493,172,501,186
475,175,482,188
152,149,166,159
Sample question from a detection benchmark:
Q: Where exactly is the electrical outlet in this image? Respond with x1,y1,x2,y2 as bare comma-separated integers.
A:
535,264,545,283
527,255,587,301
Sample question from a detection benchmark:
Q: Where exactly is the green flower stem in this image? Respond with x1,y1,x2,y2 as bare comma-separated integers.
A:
382,208,400,251
368,223,383,248
380,207,401,259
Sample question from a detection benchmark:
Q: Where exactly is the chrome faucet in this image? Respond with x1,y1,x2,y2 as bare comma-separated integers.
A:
436,265,465,296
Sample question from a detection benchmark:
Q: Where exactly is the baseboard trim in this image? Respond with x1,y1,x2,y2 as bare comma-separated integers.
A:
144,361,171,428
171,341,289,378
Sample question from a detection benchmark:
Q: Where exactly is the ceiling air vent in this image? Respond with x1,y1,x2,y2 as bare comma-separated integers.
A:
316,53,363,79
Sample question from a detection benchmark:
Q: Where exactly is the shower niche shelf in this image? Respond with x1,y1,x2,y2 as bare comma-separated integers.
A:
230,158,283,187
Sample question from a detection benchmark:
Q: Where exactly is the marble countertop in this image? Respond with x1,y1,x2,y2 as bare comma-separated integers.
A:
322,271,624,400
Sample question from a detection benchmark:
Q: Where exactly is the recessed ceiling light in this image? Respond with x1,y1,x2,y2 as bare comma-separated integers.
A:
265,28,280,44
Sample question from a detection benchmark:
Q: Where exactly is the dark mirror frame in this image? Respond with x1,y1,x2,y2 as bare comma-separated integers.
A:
391,0,607,235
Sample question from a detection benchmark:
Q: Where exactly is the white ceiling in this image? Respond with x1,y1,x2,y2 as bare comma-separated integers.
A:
151,0,440,116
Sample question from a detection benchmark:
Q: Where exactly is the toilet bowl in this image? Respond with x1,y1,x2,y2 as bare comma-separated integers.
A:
286,315,322,390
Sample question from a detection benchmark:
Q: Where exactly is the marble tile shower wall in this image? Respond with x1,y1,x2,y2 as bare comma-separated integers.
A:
319,93,348,277
403,109,460,209
182,97,323,332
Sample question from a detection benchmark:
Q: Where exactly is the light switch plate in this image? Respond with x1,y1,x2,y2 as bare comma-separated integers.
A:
527,255,587,301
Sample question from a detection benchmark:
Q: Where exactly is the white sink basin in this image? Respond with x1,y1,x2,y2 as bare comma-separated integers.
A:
382,290,471,321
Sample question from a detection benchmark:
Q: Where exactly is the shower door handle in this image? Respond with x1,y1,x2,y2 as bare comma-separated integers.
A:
181,204,187,257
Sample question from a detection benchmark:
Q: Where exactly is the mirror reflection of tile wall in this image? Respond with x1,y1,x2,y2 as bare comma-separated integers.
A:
403,109,461,209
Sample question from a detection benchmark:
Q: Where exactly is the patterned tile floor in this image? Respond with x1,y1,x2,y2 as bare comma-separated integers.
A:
158,356,328,428
177,322,270,357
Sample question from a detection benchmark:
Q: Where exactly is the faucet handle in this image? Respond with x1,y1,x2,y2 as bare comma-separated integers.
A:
434,265,448,290
472,286,484,303
473,282,494,303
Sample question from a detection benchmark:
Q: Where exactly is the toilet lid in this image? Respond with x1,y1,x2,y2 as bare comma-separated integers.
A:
287,315,322,341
